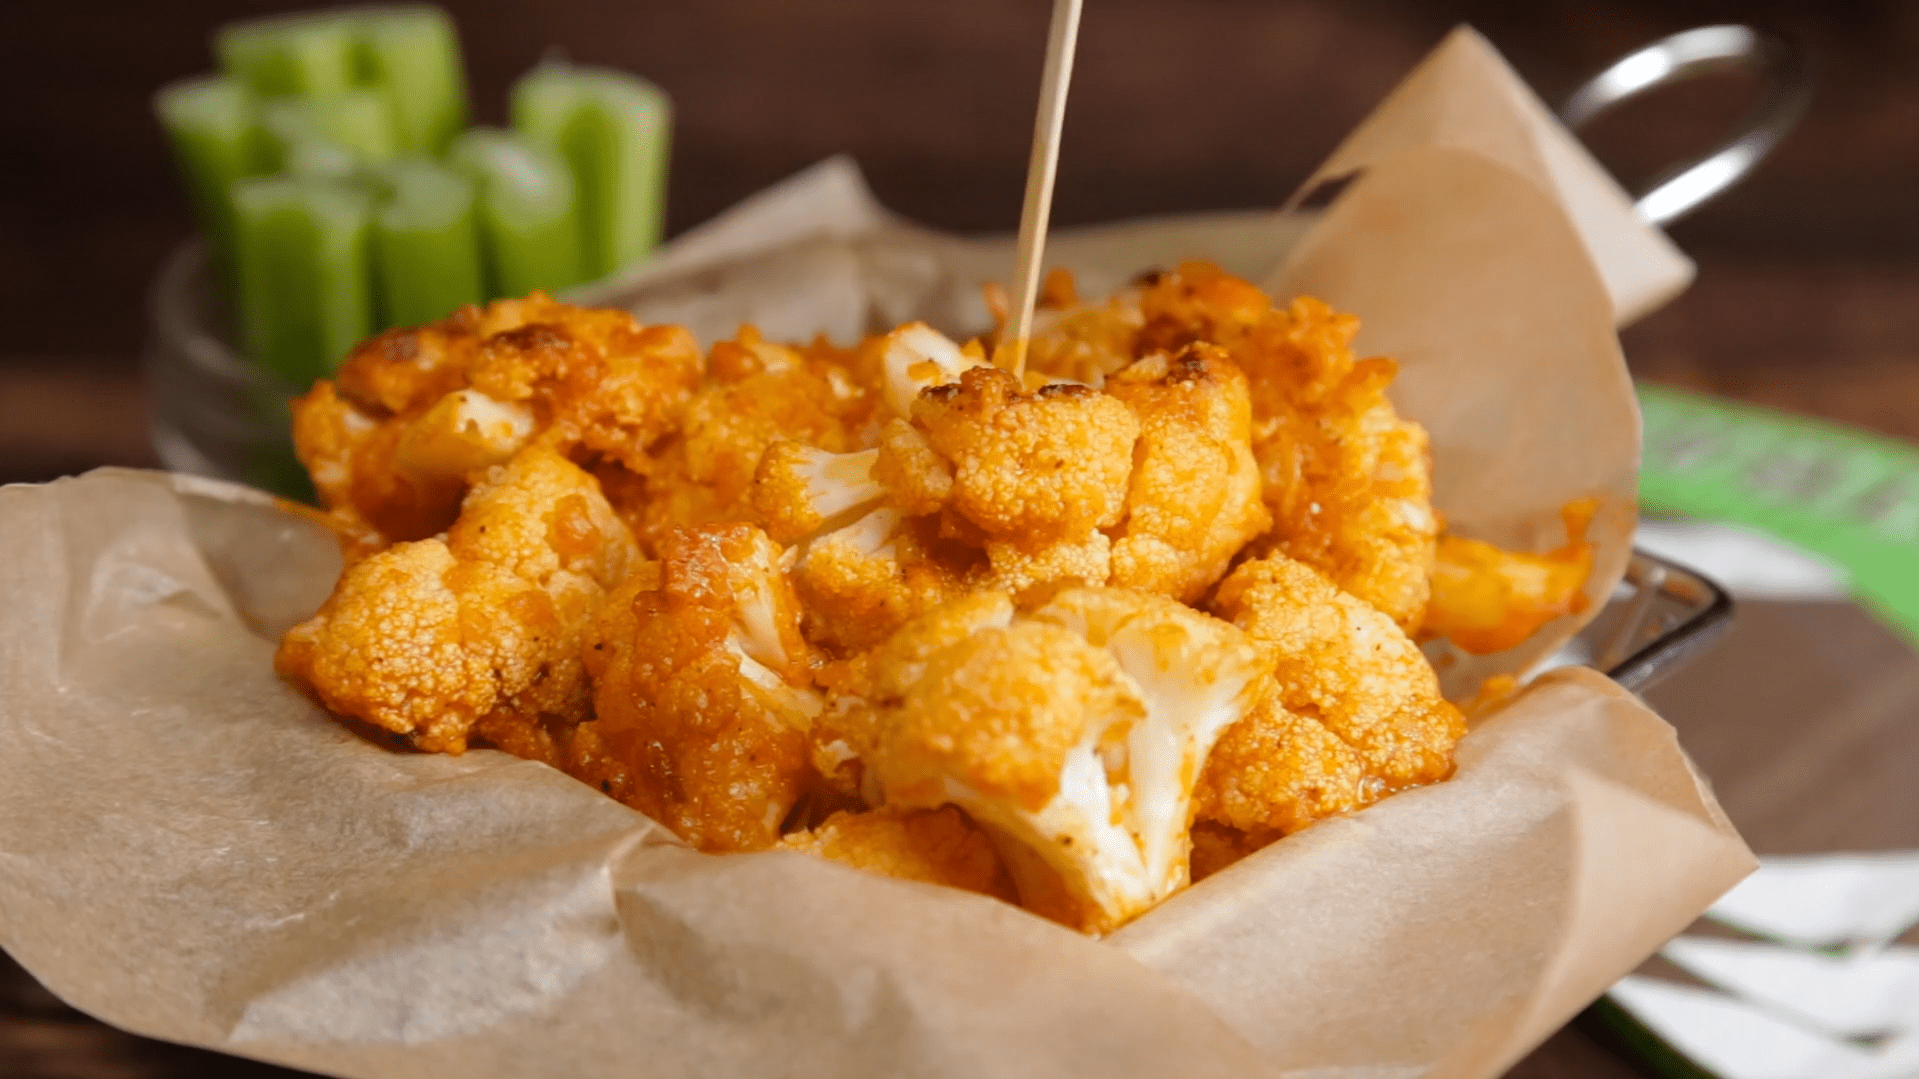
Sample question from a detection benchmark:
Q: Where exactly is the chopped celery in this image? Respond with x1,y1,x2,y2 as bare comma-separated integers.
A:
154,75,273,290
231,176,373,383
449,128,588,298
355,7,467,154
282,140,361,182
372,157,484,327
511,63,671,279
260,92,397,172
217,11,359,98
217,6,468,156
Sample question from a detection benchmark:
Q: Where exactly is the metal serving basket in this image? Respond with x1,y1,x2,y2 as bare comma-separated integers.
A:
1584,548,1735,693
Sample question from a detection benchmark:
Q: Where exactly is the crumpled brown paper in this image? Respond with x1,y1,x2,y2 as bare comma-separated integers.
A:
0,27,1750,1079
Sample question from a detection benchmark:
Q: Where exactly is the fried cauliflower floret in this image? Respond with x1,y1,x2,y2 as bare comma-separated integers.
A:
276,445,640,755
744,439,980,653
465,298,703,474
288,381,432,556
752,443,888,544
789,507,982,654
907,366,1139,593
612,327,884,553
1102,344,1271,602
839,588,1269,934
573,523,821,852
1130,264,1438,631
1193,692,1369,839
779,805,1016,901
291,293,701,551
911,367,1137,541
1422,499,1599,655
1206,554,1465,795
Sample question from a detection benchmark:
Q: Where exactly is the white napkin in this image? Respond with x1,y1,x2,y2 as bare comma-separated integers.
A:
1708,853,1919,951
1612,852,1919,1079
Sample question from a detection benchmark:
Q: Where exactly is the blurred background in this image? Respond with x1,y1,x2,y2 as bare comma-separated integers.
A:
3,2,1918,1078
4,0,1918,485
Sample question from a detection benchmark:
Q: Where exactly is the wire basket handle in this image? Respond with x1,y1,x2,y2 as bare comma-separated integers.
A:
1559,25,1812,226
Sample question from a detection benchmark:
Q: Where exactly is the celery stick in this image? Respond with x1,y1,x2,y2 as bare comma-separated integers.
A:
154,75,272,290
217,11,358,98
511,63,671,279
260,92,397,172
449,128,587,298
231,176,373,383
372,157,484,327
282,139,361,182
355,6,467,154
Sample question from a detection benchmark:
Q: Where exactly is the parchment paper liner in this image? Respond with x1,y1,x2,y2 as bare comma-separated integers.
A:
0,27,1748,1079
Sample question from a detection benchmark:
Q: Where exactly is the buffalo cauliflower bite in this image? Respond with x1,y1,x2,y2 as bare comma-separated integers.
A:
611,327,884,554
779,805,1017,901
276,445,640,755
838,588,1270,933
1206,553,1465,794
573,523,823,852
291,292,701,551
911,367,1137,543
904,366,1139,595
1193,692,1369,840
790,507,981,654
1129,264,1438,631
748,441,980,653
465,300,702,474
1103,343,1271,602
752,443,888,544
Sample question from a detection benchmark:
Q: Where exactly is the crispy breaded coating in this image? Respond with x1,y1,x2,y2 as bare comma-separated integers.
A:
465,299,702,474
912,367,1138,543
1195,691,1371,837
276,445,640,754
788,509,983,654
871,419,953,517
575,524,821,852
779,805,1017,902
1422,499,1598,655
1133,264,1438,631
1207,553,1465,793
1103,344,1271,602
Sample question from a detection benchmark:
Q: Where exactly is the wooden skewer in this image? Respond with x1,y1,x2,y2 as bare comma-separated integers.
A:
1003,0,1084,383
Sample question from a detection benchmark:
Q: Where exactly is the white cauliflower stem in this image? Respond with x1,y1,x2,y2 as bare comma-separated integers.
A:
881,321,993,418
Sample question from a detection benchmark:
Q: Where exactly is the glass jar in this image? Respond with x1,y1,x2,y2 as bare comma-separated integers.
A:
143,242,312,499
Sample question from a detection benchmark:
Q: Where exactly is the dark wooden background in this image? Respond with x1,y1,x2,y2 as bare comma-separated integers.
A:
3,1,1918,1076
